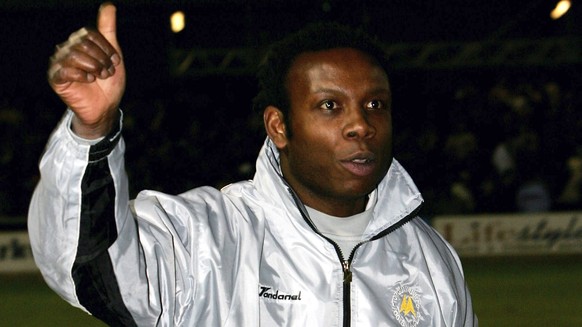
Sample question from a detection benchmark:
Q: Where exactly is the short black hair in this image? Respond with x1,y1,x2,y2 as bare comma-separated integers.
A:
253,22,391,122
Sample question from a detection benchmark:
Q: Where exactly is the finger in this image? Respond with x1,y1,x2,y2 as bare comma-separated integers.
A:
97,2,121,60
52,29,109,63
52,28,90,62
49,47,114,84
49,65,97,85
49,36,115,75
85,31,119,65
67,36,117,74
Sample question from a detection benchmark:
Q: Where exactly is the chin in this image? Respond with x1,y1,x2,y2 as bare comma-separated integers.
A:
345,183,378,197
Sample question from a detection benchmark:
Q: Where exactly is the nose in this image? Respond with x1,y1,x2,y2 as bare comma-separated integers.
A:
343,108,375,139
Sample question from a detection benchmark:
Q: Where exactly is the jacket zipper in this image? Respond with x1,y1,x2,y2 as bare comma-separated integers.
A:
340,206,420,327
342,259,352,326
288,187,422,327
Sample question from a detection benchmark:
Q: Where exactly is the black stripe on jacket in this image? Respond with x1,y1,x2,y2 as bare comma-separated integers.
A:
72,121,137,327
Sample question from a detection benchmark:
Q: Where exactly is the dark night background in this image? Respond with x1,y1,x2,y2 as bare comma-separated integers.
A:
1,1,581,223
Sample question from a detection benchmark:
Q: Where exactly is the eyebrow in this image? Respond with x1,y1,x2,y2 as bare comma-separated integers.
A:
313,86,392,93
312,86,391,96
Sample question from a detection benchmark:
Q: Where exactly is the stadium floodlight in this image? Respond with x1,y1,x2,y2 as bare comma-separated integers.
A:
550,0,571,20
171,11,186,33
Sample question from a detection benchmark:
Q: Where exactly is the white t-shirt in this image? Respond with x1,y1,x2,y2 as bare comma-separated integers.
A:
306,196,375,260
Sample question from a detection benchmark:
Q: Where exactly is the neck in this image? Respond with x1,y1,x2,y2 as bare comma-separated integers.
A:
301,193,368,217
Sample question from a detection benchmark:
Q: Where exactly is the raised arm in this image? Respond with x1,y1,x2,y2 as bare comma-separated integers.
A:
29,4,149,326
30,4,248,325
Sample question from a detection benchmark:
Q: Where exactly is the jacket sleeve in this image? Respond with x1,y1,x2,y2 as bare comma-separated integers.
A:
28,110,154,326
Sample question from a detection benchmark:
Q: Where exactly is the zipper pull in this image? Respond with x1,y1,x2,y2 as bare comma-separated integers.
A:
343,260,352,283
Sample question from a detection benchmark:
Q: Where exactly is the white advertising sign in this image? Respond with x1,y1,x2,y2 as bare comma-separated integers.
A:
0,231,38,273
432,211,582,257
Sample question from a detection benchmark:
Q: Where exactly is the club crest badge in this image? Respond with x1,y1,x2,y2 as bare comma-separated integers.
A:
391,284,422,327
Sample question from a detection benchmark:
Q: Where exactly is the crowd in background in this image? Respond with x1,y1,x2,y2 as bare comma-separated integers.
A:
1,72,580,225
396,74,581,216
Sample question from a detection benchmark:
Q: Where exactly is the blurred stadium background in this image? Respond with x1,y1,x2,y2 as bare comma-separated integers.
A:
1,0,581,325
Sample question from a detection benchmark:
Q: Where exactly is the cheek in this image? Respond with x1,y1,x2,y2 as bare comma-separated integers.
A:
292,115,336,146
290,132,333,163
305,130,340,161
375,116,393,140
288,127,337,169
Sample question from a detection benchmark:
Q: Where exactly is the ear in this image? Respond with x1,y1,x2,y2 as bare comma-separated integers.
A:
263,105,288,149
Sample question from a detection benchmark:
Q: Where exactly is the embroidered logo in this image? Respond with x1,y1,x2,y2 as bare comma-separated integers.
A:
391,284,422,327
259,286,303,301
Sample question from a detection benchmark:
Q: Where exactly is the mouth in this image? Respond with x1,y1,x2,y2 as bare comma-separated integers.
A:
349,158,373,164
340,153,377,176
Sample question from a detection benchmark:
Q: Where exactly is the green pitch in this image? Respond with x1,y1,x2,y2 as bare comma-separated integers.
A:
1,274,106,327
2,256,581,326
463,255,582,326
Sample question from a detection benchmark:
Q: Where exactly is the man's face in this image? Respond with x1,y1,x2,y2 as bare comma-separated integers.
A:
275,47,393,217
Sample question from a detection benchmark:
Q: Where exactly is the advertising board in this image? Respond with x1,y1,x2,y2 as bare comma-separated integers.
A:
0,231,38,273
432,211,582,257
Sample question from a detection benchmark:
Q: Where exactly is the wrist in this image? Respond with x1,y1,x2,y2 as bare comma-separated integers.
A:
71,110,120,139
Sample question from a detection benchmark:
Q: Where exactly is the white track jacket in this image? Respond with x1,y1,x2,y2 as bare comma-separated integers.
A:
29,110,477,326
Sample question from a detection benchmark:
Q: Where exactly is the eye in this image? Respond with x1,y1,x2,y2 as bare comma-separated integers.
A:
320,100,337,110
366,100,385,110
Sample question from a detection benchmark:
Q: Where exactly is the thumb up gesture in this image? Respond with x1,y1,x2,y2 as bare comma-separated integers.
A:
48,3,125,139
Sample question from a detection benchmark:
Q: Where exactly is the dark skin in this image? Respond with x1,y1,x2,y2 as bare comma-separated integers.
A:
264,48,393,217
48,3,124,139
51,4,393,218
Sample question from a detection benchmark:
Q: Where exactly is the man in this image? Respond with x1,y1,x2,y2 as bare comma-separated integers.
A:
29,3,476,326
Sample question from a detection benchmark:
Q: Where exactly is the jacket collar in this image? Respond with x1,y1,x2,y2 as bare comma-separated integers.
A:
253,138,423,238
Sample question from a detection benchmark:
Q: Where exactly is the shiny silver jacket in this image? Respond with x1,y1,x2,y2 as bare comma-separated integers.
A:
29,110,476,326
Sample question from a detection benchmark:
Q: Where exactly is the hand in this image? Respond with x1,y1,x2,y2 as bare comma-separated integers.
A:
48,3,126,139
